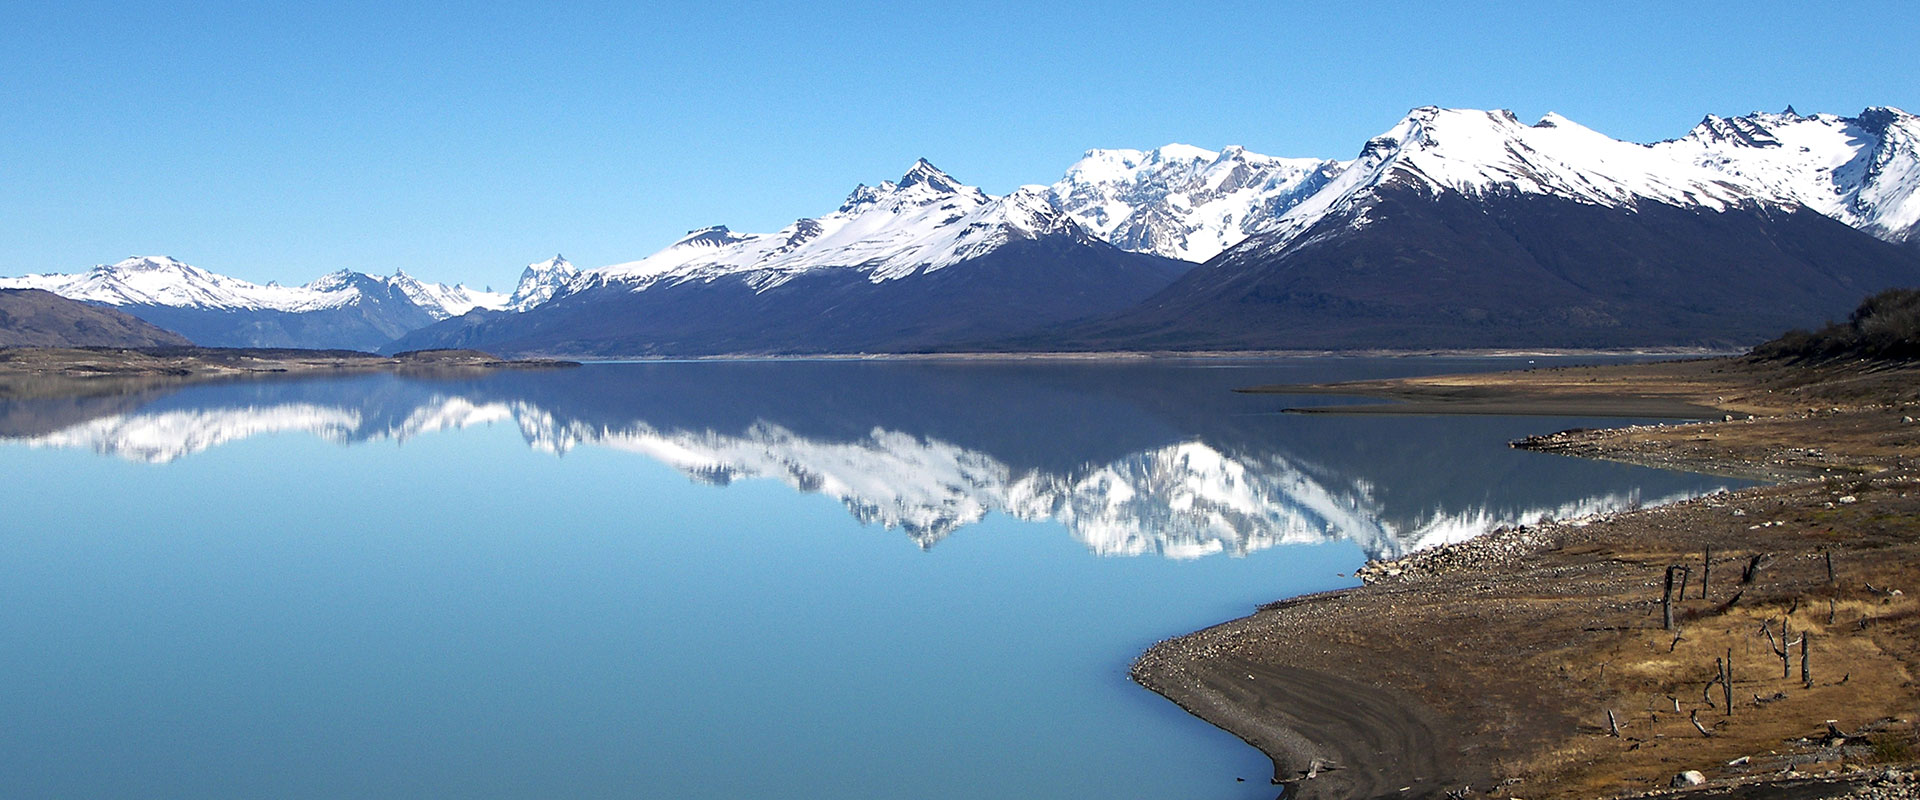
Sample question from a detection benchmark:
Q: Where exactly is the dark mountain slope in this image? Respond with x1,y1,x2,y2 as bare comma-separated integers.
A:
0,289,192,347
388,237,1190,357
123,272,439,351
1021,188,1920,351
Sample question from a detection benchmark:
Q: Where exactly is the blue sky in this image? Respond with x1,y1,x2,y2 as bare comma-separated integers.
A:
3,0,1915,290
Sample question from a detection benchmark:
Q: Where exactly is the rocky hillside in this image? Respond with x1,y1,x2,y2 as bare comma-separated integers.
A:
0,288,192,347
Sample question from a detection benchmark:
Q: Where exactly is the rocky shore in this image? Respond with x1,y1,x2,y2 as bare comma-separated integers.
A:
1135,356,1920,799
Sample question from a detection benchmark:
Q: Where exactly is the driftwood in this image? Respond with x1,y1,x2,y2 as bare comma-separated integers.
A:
1742,553,1772,585
1690,709,1713,737
1702,547,1712,599
1607,708,1622,737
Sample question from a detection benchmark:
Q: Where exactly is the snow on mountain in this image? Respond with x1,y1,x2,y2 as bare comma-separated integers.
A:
594,159,1095,291
1245,107,1788,259
506,255,583,311
0,256,503,320
1655,106,1920,245
387,270,507,318
3,256,356,313
1048,144,1344,262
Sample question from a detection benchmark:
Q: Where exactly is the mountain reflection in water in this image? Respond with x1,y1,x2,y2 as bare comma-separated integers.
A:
1,359,1749,559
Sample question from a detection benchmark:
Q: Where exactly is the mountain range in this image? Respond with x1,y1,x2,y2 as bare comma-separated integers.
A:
0,256,508,350
8,105,1919,354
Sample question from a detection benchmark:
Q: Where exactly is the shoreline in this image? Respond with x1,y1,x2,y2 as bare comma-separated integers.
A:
1135,356,1920,799
528,347,1738,363
0,346,575,398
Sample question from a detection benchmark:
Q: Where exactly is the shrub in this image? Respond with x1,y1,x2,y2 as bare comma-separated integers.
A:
1752,287,1920,362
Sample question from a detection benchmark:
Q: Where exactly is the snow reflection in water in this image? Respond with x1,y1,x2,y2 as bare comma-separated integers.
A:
2,358,1749,560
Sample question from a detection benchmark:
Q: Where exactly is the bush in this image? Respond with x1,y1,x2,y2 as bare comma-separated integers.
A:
1751,287,1920,362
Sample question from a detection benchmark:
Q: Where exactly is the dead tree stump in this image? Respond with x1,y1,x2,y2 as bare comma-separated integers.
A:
1801,632,1812,689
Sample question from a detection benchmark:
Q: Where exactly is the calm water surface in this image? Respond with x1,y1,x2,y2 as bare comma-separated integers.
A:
0,358,1748,799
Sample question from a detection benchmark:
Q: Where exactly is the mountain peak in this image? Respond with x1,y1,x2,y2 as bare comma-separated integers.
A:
305,269,363,291
897,158,960,193
675,225,749,249
108,255,191,272
525,254,575,273
507,255,583,311
1146,143,1217,164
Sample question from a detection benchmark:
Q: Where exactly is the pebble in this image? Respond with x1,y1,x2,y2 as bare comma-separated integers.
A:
1353,525,1553,584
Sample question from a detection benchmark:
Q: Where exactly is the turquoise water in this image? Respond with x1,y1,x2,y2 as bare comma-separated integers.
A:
0,358,1747,798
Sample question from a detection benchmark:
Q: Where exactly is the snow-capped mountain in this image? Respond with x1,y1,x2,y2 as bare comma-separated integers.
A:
595,159,1098,288
390,160,1190,356
506,255,582,311
1655,106,1920,245
0,256,507,350
2,256,501,319
1241,107,1785,260
384,270,507,319
1054,106,1920,351
5,256,348,313
13,104,1919,356
1048,144,1345,262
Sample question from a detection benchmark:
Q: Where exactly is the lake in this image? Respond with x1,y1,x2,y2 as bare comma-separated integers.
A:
0,357,1748,799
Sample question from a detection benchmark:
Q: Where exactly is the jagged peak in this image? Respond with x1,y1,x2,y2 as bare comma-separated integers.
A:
1857,105,1917,132
305,269,365,291
673,225,750,249
838,161,985,212
896,158,961,193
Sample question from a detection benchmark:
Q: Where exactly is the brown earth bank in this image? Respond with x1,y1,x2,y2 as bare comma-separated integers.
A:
0,346,576,400
1136,356,1920,800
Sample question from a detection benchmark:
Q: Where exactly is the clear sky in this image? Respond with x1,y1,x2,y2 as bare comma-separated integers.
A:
3,0,1915,291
